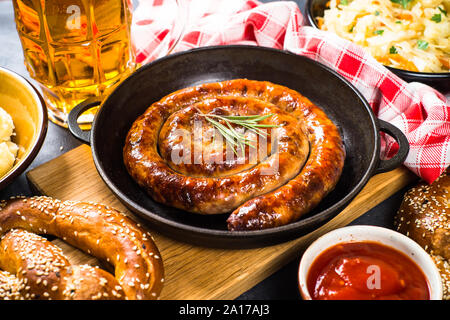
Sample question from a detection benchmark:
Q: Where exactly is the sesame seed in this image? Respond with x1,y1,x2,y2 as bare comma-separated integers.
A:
0,196,162,300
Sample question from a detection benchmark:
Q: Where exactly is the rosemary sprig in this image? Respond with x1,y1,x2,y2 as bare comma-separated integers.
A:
196,110,281,157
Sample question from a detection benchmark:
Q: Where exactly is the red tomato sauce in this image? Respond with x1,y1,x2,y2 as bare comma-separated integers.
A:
306,241,430,300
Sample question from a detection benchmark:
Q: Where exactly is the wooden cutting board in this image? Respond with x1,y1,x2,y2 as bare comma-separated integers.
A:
26,144,417,300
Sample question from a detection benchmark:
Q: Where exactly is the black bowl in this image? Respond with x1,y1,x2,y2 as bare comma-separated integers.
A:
68,45,409,248
305,0,450,92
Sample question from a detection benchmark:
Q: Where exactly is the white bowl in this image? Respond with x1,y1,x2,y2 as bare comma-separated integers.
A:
298,225,443,300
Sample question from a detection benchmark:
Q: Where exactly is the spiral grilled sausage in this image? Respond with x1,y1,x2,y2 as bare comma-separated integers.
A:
124,79,345,230
125,95,310,214
0,196,164,300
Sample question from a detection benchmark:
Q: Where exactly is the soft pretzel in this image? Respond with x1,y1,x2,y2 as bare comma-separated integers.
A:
0,196,164,300
0,270,24,300
0,229,125,300
124,79,345,230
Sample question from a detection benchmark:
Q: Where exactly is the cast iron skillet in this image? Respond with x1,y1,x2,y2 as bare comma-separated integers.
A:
305,0,450,92
68,45,409,248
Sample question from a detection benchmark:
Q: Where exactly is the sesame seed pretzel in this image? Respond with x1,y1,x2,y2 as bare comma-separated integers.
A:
0,196,164,300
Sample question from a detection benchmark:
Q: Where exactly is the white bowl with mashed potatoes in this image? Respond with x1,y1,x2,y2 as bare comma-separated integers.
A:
0,67,47,190
0,106,20,177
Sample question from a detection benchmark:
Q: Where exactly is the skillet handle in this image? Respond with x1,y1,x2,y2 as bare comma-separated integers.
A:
67,98,101,145
375,119,410,174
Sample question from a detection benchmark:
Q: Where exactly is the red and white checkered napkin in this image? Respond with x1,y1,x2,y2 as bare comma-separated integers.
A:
132,0,450,184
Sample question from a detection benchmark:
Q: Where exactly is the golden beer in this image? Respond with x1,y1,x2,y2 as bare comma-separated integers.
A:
12,0,135,126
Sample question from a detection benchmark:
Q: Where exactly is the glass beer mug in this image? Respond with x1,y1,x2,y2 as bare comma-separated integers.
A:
12,0,185,127
12,0,135,127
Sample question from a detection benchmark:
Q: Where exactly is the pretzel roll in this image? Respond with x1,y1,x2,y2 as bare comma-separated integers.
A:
432,255,450,300
395,169,450,260
0,197,164,300
395,169,450,300
124,79,345,230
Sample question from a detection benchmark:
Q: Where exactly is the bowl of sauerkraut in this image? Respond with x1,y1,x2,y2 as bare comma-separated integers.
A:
0,67,47,190
306,0,450,90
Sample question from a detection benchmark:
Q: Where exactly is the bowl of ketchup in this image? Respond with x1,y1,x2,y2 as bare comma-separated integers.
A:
298,225,443,300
